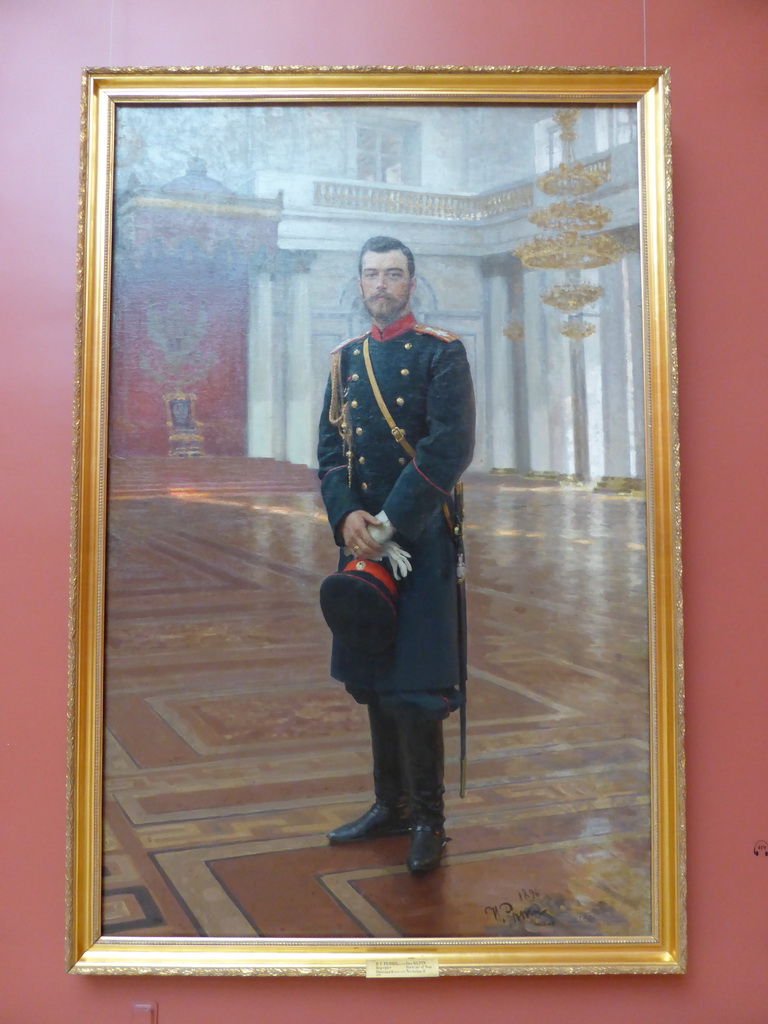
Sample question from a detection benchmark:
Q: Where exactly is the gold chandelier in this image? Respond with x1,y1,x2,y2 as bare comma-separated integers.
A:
560,319,597,341
516,230,624,271
541,282,604,312
514,109,623,341
528,199,612,233
503,320,525,343
536,163,609,197
534,109,610,198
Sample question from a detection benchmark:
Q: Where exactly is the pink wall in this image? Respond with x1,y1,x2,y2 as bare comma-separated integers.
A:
2,0,767,1020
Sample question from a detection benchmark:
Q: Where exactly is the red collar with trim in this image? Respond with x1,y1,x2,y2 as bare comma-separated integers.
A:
369,312,417,343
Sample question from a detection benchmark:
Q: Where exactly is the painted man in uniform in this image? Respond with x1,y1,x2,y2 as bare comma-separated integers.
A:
317,236,475,873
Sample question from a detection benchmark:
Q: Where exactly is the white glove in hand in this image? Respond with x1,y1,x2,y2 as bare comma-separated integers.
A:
361,511,410,578
367,510,394,546
381,539,412,580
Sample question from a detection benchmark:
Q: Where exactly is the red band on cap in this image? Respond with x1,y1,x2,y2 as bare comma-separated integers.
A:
342,558,398,598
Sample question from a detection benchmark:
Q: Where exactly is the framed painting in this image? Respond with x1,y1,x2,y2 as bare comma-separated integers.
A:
68,66,683,975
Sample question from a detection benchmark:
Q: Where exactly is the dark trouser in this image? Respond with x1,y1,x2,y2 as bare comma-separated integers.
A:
327,695,447,871
368,699,409,817
388,700,445,833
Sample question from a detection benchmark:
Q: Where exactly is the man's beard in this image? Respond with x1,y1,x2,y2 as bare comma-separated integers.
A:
363,292,410,326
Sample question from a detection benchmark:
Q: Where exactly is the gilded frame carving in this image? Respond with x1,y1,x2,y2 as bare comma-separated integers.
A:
69,66,683,975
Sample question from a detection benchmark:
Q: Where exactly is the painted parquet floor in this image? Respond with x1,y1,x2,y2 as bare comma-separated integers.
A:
102,457,651,940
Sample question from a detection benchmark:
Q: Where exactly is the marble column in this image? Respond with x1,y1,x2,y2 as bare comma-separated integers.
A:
626,249,645,480
509,260,531,473
599,259,632,479
570,334,590,482
482,254,515,473
246,251,278,459
524,270,552,473
284,251,316,467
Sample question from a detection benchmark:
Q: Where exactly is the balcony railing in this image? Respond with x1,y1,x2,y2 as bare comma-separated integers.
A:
314,180,535,220
314,157,613,222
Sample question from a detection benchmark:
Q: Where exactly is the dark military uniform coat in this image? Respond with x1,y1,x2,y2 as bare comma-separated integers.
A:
318,312,475,699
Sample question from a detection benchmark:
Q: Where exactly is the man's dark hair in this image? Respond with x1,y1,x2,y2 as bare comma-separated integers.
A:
359,236,415,279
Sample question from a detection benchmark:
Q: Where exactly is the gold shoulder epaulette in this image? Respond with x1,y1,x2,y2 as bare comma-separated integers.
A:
331,332,368,355
413,323,460,343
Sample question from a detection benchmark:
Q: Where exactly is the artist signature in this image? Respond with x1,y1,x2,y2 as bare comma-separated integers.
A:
485,891,541,924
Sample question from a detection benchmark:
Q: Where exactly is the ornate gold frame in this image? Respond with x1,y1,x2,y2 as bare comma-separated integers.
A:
69,66,683,975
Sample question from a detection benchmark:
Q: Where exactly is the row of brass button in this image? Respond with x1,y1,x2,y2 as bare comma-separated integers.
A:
349,340,412,492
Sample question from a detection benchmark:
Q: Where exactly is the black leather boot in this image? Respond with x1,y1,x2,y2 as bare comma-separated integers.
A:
395,708,447,873
327,700,410,844
407,825,448,873
326,800,410,844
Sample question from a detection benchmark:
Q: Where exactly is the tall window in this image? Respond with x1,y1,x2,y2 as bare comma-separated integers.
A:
594,108,637,152
534,117,565,173
356,123,420,185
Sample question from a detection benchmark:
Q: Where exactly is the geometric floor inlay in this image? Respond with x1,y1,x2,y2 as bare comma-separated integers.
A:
102,457,652,939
